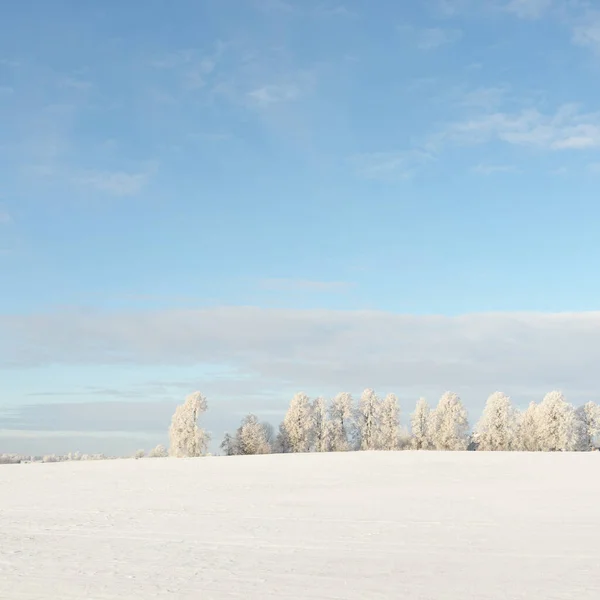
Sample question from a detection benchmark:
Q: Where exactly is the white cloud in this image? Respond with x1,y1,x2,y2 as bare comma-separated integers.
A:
460,86,509,110
472,163,518,174
432,0,554,19
415,27,463,50
353,150,434,181
0,58,20,67
260,279,355,292
247,83,300,106
505,0,552,19
74,170,150,196
60,77,93,91
572,12,600,52
313,4,357,18
440,104,600,150
3,308,600,405
253,0,297,13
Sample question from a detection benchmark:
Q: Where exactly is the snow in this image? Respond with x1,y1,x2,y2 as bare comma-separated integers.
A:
1,451,599,599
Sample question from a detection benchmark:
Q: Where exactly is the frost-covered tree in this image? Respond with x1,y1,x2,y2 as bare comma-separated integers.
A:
148,444,168,458
576,402,600,450
311,397,329,452
536,391,580,452
357,389,382,451
283,393,313,453
410,397,432,450
236,414,271,455
168,391,210,457
379,393,400,451
133,449,146,459
261,422,275,447
474,392,518,451
220,433,238,456
220,415,272,456
0,454,22,464
328,392,354,452
515,402,539,451
273,422,292,453
430,392,469,451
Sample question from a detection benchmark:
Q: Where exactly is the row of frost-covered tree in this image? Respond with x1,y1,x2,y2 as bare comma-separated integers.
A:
168,390,600,457
4,389,597,463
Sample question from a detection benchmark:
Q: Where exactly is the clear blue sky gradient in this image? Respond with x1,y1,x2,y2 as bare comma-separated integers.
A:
1,0,600,454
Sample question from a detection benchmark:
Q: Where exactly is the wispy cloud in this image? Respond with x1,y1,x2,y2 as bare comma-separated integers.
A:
247,83,301,106
0,58,20,67
572,11,600,52
410,27,463,50
74,170,150,196
60,77,93,91
353,150,434,181
432,0,554,19
253,0,297,13
0,211,12,225
472,163,518,175
4,308,600,407
150,45,222,90
313,4,358,18
460,86,509,110
439,104,600,150
260,278,355,292
0,85,14,95
253,0,356,18
505,0,553,19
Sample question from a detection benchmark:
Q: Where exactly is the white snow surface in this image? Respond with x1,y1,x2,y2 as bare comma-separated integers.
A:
1,451,599,599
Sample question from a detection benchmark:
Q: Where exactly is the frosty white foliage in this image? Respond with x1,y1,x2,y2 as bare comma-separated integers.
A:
515,402,539,451
148,444,168,458
474,392,518,451
237,414,271,455
430,392,469,451
311,397,329,452
379,393,400,451
410,397,432,450
168,391,210,458
0,454,22,464
283,393,313,453
133,449,146,459
327,392,354,452
536,391,581,452
357,389,382,451
576,402,600,450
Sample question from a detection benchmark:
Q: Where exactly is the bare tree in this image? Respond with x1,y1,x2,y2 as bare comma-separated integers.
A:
575,402,600,450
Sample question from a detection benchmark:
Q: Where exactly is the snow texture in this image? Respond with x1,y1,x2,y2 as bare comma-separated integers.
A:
1,452,599,599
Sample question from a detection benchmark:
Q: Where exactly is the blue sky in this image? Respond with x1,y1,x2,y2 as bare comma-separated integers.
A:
2,0,600,455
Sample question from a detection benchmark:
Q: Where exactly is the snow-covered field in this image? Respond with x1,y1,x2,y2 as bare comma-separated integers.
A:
1,452,599,599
